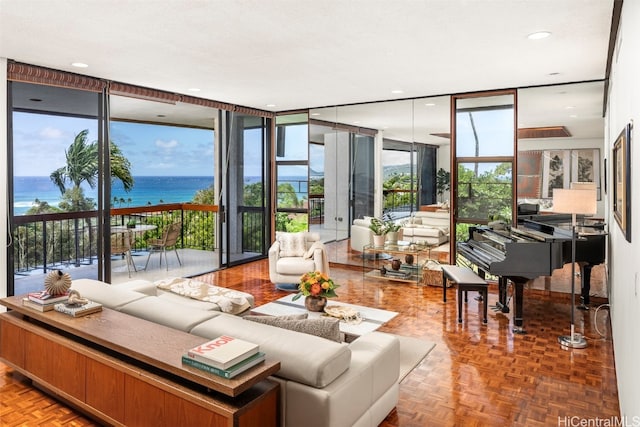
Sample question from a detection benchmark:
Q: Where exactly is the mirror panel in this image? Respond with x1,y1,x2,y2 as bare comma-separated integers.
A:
516,82,605,217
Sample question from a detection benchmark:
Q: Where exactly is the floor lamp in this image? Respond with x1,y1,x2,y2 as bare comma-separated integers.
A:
552,183,597,349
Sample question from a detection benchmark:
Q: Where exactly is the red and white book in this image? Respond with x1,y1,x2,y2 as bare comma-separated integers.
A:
186,336,259,370
28,291,69,305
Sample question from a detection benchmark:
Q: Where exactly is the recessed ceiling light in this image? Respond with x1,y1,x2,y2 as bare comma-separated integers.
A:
565,106,576,109
266,104,276,108
188,88,201,92
569,114,578,118
310,113,320,116
71,62,88,68
425,103,436,107
391,90,404,94
528,31,551,40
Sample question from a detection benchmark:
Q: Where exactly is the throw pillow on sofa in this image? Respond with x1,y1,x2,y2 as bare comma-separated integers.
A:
244,315,341,342
278,232,307,257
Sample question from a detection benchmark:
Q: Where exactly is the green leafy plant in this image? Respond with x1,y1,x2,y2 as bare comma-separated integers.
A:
436,168,450,202
368,217,388,236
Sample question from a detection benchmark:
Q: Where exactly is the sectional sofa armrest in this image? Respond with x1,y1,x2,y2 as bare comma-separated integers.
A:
283,331,400,427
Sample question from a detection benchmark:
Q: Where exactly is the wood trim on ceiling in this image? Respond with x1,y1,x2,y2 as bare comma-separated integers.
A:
517,126,572,139
7,61,106,92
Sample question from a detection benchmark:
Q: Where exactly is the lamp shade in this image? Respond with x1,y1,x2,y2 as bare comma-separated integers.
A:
552,187,597,215
570,182,597,191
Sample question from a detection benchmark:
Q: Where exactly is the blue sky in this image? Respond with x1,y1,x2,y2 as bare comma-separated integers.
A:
13,112,215,177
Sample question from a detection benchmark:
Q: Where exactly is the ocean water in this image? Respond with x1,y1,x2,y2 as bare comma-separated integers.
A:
13,175,308,215
13,176,214,215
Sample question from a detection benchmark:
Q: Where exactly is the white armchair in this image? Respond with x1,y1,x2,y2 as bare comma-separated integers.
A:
350,217,374,252
268,231,330,286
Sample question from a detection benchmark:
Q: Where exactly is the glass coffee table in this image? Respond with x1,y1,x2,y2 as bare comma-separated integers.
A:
363,241,435,284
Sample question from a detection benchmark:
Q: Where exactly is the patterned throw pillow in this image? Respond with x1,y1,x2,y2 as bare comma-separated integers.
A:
244,315,341,342
278,232,307,257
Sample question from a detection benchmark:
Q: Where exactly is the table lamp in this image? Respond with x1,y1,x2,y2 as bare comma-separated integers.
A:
552,183,597,349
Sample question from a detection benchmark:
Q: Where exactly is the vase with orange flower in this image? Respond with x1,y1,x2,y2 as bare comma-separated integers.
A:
292,271,339,312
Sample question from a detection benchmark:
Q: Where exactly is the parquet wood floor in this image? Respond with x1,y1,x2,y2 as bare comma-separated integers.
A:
0,257,619,426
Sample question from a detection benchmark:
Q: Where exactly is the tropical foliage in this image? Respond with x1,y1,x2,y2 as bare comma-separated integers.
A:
49,129,133,212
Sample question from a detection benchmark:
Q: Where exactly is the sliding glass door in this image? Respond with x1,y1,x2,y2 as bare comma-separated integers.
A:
8,82,104,296
220,111,270,266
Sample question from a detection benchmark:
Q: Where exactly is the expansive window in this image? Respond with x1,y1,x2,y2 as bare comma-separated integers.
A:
275,114,309,232
9,82,103,296
452,91,516,244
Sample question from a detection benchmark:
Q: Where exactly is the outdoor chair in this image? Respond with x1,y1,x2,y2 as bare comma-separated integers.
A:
111,230,136,278
144,221,183,270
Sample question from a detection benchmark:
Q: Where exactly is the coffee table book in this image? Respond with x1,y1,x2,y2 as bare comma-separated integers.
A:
54,301,103,317
182,351,266,379
28,291,69,304
22,298,56,312
186,335,259,369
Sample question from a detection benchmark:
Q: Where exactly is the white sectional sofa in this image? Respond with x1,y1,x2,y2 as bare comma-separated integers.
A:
401,211,450,246
70,278,401,427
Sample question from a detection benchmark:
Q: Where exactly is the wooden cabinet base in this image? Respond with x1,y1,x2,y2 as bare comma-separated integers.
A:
0,312,279,427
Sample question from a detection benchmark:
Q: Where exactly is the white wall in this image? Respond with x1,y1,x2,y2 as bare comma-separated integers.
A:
0,57,7,310
606,1,640,419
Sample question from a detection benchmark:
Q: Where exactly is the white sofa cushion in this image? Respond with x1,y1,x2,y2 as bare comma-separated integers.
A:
118,297,220,332
191,313,351,388
70,279,147,310
277,257,317,275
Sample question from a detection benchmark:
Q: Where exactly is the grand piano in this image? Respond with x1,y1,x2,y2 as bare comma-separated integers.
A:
457,214,606,333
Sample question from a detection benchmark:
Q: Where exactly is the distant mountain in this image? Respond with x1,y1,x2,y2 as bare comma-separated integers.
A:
309,167,323,177
383,164,411,179
307,164,410,179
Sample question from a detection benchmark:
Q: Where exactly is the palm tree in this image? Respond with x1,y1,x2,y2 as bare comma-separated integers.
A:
50,129,134,211
49,129,134,266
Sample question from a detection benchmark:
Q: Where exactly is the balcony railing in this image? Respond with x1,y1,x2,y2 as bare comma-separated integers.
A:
383,189,416,216
12,204,218,275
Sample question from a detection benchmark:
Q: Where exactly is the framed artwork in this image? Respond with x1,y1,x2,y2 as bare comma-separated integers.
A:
612,123,632,242
541,150,571,198
571,149,601,199
518,148,602,200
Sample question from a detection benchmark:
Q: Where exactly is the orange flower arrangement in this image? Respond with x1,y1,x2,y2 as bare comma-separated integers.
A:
292,271,339,300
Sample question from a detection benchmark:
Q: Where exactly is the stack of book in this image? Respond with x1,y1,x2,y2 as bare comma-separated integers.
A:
182,335,264,379
22,291,69,312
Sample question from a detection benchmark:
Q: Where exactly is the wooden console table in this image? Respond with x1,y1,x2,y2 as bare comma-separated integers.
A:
0,296,280,427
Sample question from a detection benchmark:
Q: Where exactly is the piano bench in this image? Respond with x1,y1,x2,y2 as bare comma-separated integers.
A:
441,265,489,325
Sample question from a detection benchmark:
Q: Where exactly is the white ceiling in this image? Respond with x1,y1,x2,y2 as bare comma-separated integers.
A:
0,0,614,112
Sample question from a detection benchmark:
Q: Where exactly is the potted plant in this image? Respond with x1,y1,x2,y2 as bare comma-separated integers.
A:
292,271,339,312
369,217,388,247
436,168,450,204
126,219,137,229
384,219,402,245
